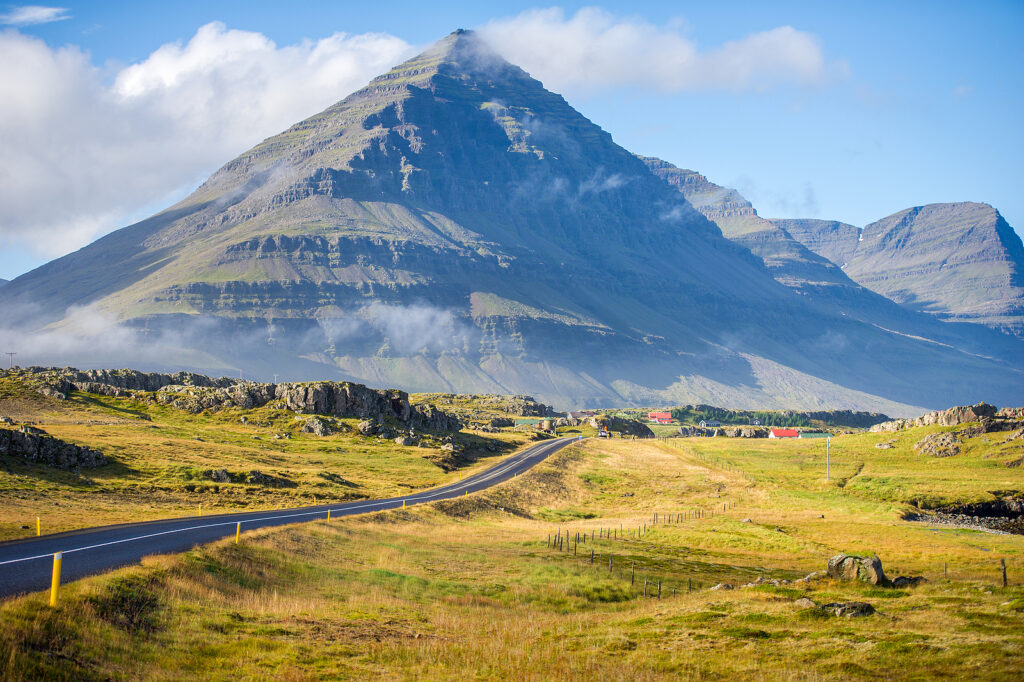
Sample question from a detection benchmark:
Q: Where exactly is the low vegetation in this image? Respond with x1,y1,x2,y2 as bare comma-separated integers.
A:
2,420,1022,679
0,374,534,541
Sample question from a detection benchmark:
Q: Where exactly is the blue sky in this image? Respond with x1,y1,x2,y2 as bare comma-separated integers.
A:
1,1,1022,280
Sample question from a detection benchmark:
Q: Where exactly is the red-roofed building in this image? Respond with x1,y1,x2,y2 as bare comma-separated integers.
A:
769,428,799,439
648,411,672,424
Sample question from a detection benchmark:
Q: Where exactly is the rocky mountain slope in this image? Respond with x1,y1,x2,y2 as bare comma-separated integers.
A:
774,204,1024,335
2,31,1023,413
644,159,1024,363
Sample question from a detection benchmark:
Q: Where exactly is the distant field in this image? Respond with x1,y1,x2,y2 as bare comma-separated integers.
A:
2,427,1022,679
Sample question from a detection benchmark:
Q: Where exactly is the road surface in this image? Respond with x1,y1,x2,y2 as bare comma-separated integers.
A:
0,436,577,599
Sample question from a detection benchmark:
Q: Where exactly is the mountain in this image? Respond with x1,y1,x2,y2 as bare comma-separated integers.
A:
0,279,7,287
3,30,1023,414
775,204,1024,335
640,158,852,292
643,159,1024,369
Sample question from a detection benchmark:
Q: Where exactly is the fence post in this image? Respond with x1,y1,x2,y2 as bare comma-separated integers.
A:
609,556,613,573
644,578,648,597
631,561,635,584
658,581,662,599
688,577,692,593
49,552,62,607
1002,558,1008,587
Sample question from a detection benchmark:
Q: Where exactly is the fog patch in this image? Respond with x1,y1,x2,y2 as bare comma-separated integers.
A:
318,303,477,355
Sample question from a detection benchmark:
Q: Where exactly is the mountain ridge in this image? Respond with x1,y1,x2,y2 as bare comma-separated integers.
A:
2,30,1022,414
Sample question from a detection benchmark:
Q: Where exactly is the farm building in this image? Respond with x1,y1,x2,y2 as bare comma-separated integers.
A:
699,420,721,428
769,428,799,439
648,411,672,424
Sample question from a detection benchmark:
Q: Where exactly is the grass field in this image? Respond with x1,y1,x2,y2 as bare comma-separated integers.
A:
0,377,535,541
2,428,1022,680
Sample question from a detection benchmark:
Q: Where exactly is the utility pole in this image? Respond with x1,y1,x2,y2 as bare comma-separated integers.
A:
5,352,14,369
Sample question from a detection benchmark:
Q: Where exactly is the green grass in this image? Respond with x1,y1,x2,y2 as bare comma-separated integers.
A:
2,421,1023,679
0,375,533,541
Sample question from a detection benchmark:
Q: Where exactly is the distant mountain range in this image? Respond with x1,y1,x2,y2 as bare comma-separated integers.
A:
2,30,1022,414
775,204,1024,335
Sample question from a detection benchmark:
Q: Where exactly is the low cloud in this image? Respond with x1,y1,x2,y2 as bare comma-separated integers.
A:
319,303,476,355
0,5,69,25
0,23,412,262
480,7,846,95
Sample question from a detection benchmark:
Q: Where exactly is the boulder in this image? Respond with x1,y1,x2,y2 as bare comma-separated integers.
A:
357,420,378,436
300,416,336,436
794,597,817,609
819,601,875,617
891,576,926,588
827,553,889,586
709,583,734,591
204,469,231,483
394,436,412,446
245,470,293,488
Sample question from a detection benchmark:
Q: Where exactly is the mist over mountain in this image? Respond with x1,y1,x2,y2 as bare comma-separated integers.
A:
2,30,1022,414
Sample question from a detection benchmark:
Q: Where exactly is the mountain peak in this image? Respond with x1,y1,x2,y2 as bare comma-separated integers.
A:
370,28,519,90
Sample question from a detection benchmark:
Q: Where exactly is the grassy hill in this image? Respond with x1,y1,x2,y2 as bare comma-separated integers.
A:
1,412,1022,679
0,374,538,541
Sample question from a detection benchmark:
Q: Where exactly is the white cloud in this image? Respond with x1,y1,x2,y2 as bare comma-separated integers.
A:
480,7,845,94
0,22,412,260
0,5,69,25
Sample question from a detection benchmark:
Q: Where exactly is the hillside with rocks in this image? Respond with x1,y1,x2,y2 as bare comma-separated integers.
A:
1,31,1022,414
11,366,461,432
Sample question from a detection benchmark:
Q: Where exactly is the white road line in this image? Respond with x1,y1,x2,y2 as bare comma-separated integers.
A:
0,438,573,567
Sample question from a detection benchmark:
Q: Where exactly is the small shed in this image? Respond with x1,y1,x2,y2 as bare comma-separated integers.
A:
699,420,721,428
769,428,799,439
750,418,762,426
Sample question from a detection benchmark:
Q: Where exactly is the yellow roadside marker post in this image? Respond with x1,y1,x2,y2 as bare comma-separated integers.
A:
49,552,62,607
36,517,40,536
235,522,241,544
327,510,331,521
198,504,202,517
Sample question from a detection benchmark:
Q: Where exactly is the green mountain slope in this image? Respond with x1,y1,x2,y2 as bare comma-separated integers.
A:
3,31,1023,413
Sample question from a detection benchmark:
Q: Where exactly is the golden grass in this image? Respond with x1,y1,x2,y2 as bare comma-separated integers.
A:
0,381,534,541
2,435,1023,679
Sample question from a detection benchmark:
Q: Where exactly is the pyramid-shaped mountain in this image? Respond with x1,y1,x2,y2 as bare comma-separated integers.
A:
5,30,1023,412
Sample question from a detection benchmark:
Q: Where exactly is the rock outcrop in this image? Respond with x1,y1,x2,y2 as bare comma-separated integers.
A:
587,416,654,438
154,381,462,431
871,403,998,432
19,367,461,432
0,425,108,469
913,432,962,457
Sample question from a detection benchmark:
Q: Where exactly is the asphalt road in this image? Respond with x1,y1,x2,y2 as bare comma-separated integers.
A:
0,436,578,599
